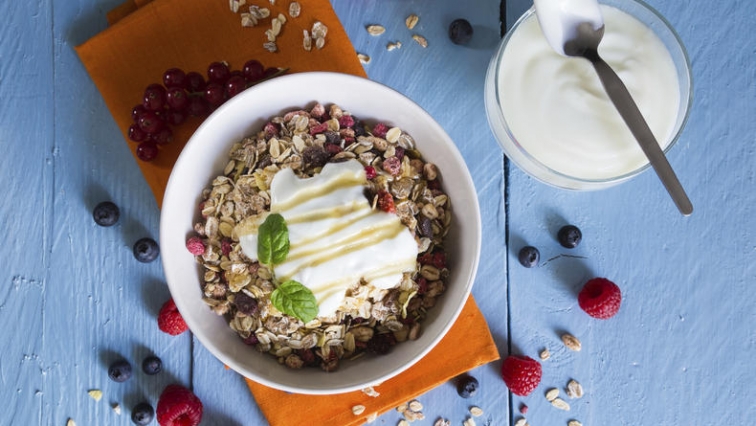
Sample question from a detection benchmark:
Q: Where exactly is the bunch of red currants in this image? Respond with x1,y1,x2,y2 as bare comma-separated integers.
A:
127,60,286,161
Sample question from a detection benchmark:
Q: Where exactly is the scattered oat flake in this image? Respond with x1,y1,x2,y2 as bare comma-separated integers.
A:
358,53,371,64
567,379,584,398
263,41,277,52
362,386,380,397
561,333,582,351
387,41,402,51
352,405,366,415
514,418,528,426
396,403,408,413
470,406,484,417
303,30,312,51
312,21,328,39
412,34,428,48
408,400,423,412
540,348,551,360
434,418,451,426
288,1,300,18
545,387,560,401
551,397,571,411
366,24,386,36
366,412,378,423
568,420,583,426
463,418,476,426
315,36,326,50
112,403,121,415
229,0,246,13
398,420,409,426
87,389,102,401
66,419,76,426
405,14,419,29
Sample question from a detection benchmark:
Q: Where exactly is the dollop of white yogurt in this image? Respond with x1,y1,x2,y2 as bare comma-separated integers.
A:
235,160,418,317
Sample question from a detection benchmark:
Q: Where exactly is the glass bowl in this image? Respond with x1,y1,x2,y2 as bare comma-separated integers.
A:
484,0,692,190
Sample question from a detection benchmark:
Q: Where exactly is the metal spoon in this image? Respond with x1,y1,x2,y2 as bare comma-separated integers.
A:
563,22,693,215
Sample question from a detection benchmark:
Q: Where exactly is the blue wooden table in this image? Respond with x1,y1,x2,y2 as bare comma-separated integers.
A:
2,0,754,425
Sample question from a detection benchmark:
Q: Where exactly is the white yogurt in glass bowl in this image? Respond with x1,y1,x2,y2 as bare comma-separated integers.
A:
485,0,692,189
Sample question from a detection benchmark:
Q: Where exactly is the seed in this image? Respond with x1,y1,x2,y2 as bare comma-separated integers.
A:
470,406,484,417
545,388,560,401
358,53,371,64
561,333,582,351
352,405,366,415
405,14,419,29
412,34,428,48
366,24,386,36
551,397,571,411
539,348,551,360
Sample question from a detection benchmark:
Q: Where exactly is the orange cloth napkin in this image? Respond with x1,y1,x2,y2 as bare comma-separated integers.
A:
75,1,500,424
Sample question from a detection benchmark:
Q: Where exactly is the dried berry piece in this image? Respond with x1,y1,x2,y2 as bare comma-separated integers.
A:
302,145,330,169
234,292,260,316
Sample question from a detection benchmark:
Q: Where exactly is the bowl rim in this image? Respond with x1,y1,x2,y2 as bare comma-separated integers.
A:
485,0,693,190
160,71,482,394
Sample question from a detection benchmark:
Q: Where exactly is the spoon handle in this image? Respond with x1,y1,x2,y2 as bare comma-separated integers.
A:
590,56,693,216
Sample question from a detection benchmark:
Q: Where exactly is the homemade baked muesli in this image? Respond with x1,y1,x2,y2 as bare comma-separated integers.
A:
187,103,451,371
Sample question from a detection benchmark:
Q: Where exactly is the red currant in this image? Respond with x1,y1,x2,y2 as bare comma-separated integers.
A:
166,87,189,111
136,141,159,161
242,60,264,82
137,111,164,134
131,104,147,122
162,68,186,88
152,127,173,145
185,71,206,93
142,84,167,111
128,124,147,142
165,109,187,126
204,82,225,106
225,75,247,98
207,61,230,83
187,97,210,117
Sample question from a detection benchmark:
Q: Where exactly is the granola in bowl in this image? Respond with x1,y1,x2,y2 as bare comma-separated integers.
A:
187,102,452,372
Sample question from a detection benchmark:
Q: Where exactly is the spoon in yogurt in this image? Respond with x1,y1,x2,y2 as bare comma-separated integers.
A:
533,0,693,216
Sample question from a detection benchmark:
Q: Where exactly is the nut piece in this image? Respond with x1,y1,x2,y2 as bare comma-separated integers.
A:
412,34,428,48
469,406,484,417
405,14,419,29
366,24,386,36
545,388,560,402
362,386,380,397
387,41,403,51
434,418,451,426
358,53,371,64
463,418,476,426
539,348,551,360
551,397,571,411
366,412,378,423
352,405,366,415
568,421,583,426
561,333,582,351
111,403,122,415
66,419,76,426
566,379,584,398
514,419,529,426
398,420,409,426
87,389,103,401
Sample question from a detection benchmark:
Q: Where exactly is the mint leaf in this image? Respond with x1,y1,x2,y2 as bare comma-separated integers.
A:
257,213,289,266
270,280,318,323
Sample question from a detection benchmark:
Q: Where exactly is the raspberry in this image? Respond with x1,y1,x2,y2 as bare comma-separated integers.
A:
372,122,388,138
185,236,205,256
501,355,542,396
578,277,622,319
376,190,396,213
156,384,203,426
338,115,355,128
382,156,402,176
158,298,188,336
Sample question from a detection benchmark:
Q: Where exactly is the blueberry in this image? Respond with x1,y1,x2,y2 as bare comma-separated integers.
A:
142,355,162,375
108,359,132,383
455,374,479,398
131,402,154,425
133,237,160,263
449,19,474,45
557,225,582,249
518,246,540,268
93,201,120,227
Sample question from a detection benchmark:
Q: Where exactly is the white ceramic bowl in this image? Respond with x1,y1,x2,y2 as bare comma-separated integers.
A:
485,0,692,190
160,72,481,394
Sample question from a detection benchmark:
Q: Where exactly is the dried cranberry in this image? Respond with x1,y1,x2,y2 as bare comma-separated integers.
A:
367,333,396,355
324,143,342,156
377,190,396,213
372,123,388,138
382,156,402,176
309,122,329,136
264,122,279,137
353,120,367,137
221,238,233,256
338,115,355,128
242,333,259,345
234,293,259,316
416,277,429,295
324,131,341,145
432,251,447,269
394,146,405,161
364,166,377,180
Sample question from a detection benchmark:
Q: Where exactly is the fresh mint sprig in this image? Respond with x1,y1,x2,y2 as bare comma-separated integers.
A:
257,213,318,323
